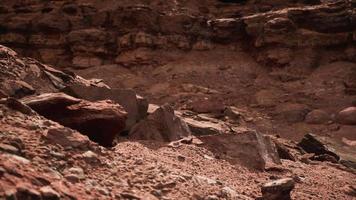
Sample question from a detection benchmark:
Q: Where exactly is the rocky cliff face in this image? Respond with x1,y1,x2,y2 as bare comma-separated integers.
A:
0,0,354,68
1,0,356,199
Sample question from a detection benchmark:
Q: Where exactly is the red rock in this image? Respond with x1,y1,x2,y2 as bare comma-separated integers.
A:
199,131,281,170
129,104,191,142
275,103,310,123
39,186,60,200
337,107,356,125
261,178,295,200
45,127,90,149
62,84,148,131
305,109,330,124
23,93,127,146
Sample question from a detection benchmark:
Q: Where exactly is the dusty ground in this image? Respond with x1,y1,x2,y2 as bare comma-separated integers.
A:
1,0,356,199
1,102,355,199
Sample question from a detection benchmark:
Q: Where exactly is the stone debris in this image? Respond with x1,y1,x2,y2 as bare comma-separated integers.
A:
260,178,295,200
0,0,355,199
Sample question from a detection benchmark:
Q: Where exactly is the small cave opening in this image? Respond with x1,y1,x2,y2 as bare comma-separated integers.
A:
23,95,125,147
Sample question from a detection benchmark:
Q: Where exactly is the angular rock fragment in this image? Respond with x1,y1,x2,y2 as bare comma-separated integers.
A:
298,133,340,160
22,93,127,146
274,142,296,161
260,178,295,200
298,133,356,169
129,104,191,142
180,114,229,136
62,84,148,130
199,131,281,170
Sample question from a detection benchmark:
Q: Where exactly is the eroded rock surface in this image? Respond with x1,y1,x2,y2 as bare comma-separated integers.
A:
199,131,281,170
22,93,127,147
129,104,191,142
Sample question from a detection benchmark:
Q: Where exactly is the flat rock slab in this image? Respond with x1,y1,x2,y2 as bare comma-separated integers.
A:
179,113,230,136
62,85,148,131
199,131,281,170
129,104,191,142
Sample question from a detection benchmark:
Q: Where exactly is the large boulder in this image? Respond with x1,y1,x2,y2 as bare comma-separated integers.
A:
199,131,281,170
336,107,356,125
62,84,148,131
129,104,191,142
22,93,127,147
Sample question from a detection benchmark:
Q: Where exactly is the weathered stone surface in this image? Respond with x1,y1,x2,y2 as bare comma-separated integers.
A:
188,99,225,115
67,28,111,54
45,127,91,148
60,100,127,146
22,93,127,146
298,133,356,169
337,107,356,125
21,93,81,112
0,45,107,97
0,80,35,98
199,131,281,170
129,104,191,142
261,178,295,200
62,84,148,131
180,114,229,136
274,141,296,161
40,186,61,200
72,56,103,68
305,109,330,124
275,103,310,123
255,89,283,107
241,1,355,47
32,14,70,33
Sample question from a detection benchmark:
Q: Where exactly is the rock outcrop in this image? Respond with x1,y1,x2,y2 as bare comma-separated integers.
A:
22,93,127,147
0,45,107,98
0,1,354,68
62,84,148,131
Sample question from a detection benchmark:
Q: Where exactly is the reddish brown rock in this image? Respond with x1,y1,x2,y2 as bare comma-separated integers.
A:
45,127,91,149
260,178,295,200
129,104,191,142
337,107,356,125
275,103,310,123
199,131,281,170
61,84,148,131
189,98,225,115
22,93,127,146
305,109,330,124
